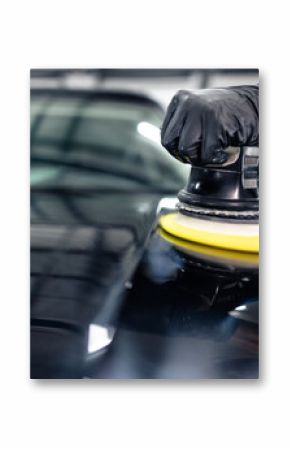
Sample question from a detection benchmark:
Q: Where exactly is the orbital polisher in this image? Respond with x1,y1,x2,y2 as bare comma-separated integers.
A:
159,146,259,253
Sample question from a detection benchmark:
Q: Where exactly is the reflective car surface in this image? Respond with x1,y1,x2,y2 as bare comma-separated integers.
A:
30,89,258,379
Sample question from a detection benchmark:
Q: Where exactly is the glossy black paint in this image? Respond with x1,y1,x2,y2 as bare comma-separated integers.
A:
31,190,160,378
84,232,258,379
31,192,258,379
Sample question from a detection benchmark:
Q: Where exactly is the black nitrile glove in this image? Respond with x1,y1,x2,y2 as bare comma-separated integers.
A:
161,85,259,165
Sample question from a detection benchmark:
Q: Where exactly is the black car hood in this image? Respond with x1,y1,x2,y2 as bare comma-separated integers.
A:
31,190,160,377
31,189,258,379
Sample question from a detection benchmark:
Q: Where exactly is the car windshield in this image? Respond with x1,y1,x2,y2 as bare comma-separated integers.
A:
31,91,189,192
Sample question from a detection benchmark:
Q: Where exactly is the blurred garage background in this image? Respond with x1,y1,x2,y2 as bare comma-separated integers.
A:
31,68,258,108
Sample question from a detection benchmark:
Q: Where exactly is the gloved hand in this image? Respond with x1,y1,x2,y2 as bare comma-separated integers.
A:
161,85,259,165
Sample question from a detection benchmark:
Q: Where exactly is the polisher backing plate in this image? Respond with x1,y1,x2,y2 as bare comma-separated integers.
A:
159,212,259,253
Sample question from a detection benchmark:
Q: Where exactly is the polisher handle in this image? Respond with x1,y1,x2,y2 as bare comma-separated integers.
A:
204,146,259,190
177,146,259,214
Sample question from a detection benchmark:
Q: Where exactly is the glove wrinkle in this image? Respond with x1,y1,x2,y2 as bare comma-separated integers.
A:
161,85,259,166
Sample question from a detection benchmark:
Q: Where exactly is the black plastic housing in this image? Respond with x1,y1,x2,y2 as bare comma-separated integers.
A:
177,147,259,214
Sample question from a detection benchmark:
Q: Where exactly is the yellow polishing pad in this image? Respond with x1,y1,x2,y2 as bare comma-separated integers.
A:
158,228,259,267
159,212,259,253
